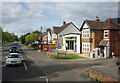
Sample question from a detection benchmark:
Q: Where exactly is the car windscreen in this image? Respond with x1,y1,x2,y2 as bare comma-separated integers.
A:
10,47,17,49
8,55,19,58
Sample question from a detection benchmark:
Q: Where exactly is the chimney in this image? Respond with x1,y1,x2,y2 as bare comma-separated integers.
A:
46,28,51,32
95,16,100,21
63,21,66,25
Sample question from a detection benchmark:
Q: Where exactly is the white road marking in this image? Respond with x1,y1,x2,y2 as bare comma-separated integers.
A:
23,62,28,70
26,54,30,58
40,76,48,83
23,45,35,60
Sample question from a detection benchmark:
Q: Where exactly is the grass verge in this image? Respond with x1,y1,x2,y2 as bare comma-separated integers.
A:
50,54,86,59
0,42,10,46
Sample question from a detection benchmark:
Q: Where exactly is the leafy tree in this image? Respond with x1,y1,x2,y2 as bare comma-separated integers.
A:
0,27,2,41
25,34,31,43
20,35,26,44
25,33,38,43
32,30,42,35
20,33,30,44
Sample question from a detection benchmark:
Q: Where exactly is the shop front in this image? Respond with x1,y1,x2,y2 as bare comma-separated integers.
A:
63,33,81,53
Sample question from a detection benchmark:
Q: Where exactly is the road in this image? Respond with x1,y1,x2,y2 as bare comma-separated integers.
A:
2,42,46,82
2,42,117,82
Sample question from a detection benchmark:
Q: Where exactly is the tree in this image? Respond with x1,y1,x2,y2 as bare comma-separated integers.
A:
32,30,42,35
0,26,18,43
0,27,2,41
25,34,31,43
20,33,30,44
25,33,38,43
20,35,26,44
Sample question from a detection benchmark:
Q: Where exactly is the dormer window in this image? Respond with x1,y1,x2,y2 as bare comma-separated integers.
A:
104,30,108,38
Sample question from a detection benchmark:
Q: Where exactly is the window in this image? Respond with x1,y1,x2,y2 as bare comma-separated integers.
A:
82,29,90,38
52,34,57,38
82,43,90,52
104,30,108,38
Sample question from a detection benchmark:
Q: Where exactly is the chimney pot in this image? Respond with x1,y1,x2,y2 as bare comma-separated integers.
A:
95,16,100,21
63,21,66,25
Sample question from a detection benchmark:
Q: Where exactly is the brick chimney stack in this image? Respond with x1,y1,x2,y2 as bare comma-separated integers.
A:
63,21,66,25
46,28,51,32
95,16,100,21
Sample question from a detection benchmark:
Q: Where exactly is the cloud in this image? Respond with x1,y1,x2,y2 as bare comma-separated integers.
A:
47,2,118,27
2,2,118,37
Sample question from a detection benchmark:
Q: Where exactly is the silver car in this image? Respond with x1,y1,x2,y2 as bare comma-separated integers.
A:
5,53,23,66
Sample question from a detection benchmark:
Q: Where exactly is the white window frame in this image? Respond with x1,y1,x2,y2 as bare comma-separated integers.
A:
82,43,90,52
104,30,108,38
82,29,90,38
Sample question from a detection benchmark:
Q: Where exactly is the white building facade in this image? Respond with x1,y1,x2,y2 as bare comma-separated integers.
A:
63,33,81,53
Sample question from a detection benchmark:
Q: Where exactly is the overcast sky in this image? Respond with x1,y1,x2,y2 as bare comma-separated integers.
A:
1,2,118,37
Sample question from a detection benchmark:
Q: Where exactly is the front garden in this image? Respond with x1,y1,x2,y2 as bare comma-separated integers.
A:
50,54,86,59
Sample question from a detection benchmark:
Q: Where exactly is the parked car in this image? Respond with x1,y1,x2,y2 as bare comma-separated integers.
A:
9,46,19,53
5,53,22,66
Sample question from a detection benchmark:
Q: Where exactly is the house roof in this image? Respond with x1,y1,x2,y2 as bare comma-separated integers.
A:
41,32,48,36
38,33,42,37
59,22,72,32
103,18,119,29
85,20,103,29
99,40,109,46
113,18,120,24
53,22,72,34
53,26,61,34
81,18,120,30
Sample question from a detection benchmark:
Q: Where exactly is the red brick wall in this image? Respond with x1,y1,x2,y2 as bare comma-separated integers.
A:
82,52,90,57
89,69,117,82
82,38,92,42
109,30,120,57
92,30,103,51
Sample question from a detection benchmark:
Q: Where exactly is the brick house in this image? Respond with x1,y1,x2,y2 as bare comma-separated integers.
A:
38,28,52,44
52,26,61,44
52,21,72,45
80,16,120,58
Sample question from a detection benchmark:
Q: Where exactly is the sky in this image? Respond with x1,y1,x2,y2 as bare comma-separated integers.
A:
1,2,118,37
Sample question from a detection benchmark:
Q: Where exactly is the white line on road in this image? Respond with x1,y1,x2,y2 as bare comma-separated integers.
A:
23,62,28,70
26,54,30,58
40,76,48,83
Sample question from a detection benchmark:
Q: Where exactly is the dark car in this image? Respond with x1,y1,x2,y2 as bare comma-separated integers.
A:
9,46,19,53
12,42,18,46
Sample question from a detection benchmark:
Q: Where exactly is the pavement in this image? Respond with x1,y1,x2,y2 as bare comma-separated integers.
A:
90,58,119,81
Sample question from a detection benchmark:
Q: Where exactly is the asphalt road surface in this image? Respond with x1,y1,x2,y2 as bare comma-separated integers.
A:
2,42,100,83
2,42,47,82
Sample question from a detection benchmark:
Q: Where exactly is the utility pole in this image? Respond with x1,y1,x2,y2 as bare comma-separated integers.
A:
41,26,42,33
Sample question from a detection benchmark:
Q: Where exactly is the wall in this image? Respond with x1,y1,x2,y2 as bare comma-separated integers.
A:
52,33,60,44
48,32,52,44
92,30,103,51
60,23,81,45
89,69,117,82
109,30,120,57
